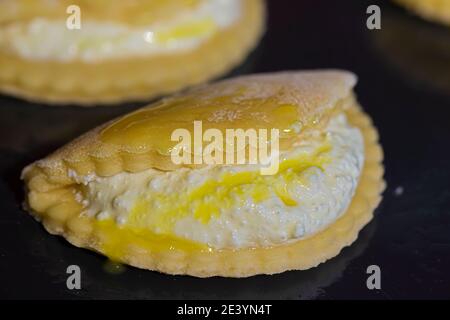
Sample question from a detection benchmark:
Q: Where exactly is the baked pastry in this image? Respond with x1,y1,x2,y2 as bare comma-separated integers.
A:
0,0,265,105
394,0,450,26
373,6,450,94
22,70,385,277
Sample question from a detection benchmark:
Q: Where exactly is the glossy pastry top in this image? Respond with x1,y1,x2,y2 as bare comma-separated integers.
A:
100,71,356,156
100,93,299,156
23,70,356,183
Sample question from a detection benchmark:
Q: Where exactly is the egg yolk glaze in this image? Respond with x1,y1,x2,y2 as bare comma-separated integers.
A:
101,95,300,157
73,113,364,256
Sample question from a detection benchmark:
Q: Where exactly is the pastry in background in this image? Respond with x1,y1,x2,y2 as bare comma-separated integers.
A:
394,0,450,26
373,6,450,94
0,0,265,105
22,70,385,277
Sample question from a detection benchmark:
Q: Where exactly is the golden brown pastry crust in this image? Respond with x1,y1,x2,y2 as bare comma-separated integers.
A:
21,71,385,277
0,0,265,105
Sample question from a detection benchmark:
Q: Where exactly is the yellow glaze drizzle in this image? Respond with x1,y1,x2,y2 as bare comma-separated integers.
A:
95,219,209,260
100,96,300,155
125,143,331,235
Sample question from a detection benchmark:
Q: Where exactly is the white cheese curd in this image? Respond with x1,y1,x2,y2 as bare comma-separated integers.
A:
0,0,242,62
76,113,364,249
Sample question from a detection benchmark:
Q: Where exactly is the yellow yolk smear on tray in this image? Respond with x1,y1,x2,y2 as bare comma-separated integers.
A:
95,218,208,261
100,95,301,157
123,143,331,237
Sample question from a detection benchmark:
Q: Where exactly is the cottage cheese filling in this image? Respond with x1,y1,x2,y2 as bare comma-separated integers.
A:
72,113,364,249
0,0,242,62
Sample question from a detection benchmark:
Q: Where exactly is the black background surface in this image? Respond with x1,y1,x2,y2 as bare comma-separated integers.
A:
0,0,449,299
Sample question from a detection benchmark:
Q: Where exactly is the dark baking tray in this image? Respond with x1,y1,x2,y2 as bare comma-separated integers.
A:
1,0,449,299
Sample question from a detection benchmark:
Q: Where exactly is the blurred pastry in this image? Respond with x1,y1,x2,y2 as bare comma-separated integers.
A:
394,0,450,26
373,6,450,94
0,0,265,105
22,70,385,277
